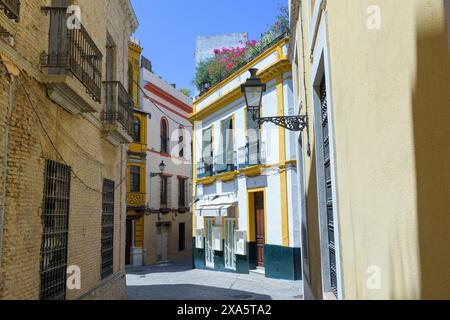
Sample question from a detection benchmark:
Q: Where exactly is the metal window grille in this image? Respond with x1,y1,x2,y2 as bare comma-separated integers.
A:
178,178,189,208
320,77,338,297
130,166,140,193
40,6,103,102
161,120,169,153
101,179,115,279
160,176,171,207
40,160,71,300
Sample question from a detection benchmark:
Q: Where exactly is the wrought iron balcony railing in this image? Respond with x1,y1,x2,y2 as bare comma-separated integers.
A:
0,0,20,22
102,81,134,135
40,6,103,103
238,141,266,169
197,157,214,179
214,151,237,174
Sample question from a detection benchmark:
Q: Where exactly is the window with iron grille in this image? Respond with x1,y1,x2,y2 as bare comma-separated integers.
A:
319,76,338,297
160,175,169,206
101,179,115,279
178,178,187,208
161,119,169,154
40,160,71,300
133,116,141,143
130,166,140,193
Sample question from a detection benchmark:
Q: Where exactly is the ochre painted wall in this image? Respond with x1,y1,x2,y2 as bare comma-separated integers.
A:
292,0,450,300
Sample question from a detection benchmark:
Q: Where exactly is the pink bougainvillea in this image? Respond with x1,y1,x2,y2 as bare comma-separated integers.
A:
212,39,259,72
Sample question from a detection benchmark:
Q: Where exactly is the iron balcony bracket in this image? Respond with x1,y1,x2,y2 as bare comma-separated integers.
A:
257,115,308,132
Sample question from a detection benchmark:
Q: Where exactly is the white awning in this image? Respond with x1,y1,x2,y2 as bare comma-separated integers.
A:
195,193,237,217
197,203,235,217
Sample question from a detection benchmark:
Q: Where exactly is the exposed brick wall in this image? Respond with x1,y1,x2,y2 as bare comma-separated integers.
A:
0,0,135,300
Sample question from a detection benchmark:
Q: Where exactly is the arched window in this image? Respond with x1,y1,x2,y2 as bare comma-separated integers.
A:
133,116,141,142
160,118,169,154
179,125,184,158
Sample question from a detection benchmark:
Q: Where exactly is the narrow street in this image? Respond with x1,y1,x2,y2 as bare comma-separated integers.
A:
126,260,303,300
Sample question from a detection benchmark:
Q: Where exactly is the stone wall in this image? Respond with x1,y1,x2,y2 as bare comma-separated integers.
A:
0,0,137,300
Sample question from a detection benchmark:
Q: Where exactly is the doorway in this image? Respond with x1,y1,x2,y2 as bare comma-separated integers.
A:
224,218,236,270
157,225,169,262
205,218,215,268
254,192,265,268
125,219,133,265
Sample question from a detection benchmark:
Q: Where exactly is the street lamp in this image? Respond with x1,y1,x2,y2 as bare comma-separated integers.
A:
241,68,266,121
150,161,166,178
241,68,308,132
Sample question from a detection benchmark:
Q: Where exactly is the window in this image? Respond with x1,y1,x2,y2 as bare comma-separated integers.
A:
179,223,186,251
161,118,169,154
130,166,140,193
160,175,169,206
40,160,71,300
133,116,141,143
101,179,115,279
200,127,213,176
318,76,338,297
178,127,184,158
246,108,262,166
178,178,187,208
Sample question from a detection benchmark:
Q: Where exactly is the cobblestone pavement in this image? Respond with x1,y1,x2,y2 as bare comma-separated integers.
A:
126,260,303,300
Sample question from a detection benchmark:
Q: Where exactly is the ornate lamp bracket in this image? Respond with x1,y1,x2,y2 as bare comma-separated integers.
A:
257,115,308,132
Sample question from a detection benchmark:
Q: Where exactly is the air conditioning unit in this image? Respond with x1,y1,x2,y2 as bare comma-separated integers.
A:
235,230,247,255
195,229,204,249
212,226,223,251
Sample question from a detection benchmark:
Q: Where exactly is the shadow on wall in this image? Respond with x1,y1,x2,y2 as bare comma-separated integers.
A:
304,146,323,300
126,284,272,300
413,5,450,299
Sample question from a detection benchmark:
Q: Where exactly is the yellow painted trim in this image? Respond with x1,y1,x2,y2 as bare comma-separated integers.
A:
197,176,216,185
240,165,263,177
194,38,289,106
217,171,238,182
247,188,267,244
190,60,291,123
192,122,197,236
247,192,255,242
276,75,289,247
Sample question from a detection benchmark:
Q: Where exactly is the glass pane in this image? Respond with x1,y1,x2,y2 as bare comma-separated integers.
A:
244,86,263,107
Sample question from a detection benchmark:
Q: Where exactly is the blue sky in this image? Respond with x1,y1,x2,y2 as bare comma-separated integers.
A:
131,0,287,94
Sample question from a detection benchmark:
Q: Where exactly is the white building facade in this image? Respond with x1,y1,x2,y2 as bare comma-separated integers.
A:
140,67,193,265
191,37,302,280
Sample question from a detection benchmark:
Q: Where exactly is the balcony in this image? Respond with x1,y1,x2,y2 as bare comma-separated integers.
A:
0,0,20,37
127,192,146,209
213,151,237,174
102,81,134,145
238,141,266,170
197,157,214,179
40,6,102,115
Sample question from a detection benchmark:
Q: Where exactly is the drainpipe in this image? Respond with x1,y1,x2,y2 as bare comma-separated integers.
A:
0,58,19,277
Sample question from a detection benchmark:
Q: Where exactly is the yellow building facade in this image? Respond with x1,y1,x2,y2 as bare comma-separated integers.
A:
126,40,149,266
289,0,450,300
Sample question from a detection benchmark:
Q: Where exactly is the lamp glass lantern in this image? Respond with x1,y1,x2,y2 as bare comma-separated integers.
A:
241,68,266,121
158,161,166,173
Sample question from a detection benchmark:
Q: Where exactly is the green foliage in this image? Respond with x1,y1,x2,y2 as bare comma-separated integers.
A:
194,5,290,94
179,88,192,98
194,57,226,92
